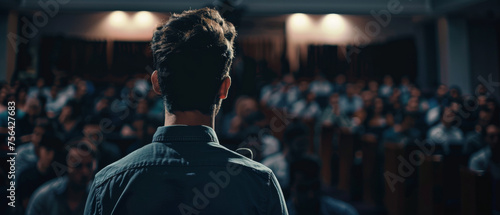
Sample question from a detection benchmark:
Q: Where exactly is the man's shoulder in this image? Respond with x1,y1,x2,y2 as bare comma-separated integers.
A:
470,147,491,161
93,142,275,187
30,177,66,203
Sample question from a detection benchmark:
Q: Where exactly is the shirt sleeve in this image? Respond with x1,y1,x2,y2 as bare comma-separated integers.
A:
84,182,101,215
25,187,46,215
267,171,289,215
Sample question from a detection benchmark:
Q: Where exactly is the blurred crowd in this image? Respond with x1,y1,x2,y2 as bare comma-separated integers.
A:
1,70,499,215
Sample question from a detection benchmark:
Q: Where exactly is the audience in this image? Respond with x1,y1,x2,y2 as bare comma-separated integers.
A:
26,140,97,215
2,69,499,215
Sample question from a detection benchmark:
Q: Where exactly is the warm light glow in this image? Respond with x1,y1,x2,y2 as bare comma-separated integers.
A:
321,14,346,35
134,11,154,26
109,11,128,27
288,13,312,32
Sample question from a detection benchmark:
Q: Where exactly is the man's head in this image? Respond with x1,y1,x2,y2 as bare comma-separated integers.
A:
66,140,98,190
484,124,500,151
150,8,236,116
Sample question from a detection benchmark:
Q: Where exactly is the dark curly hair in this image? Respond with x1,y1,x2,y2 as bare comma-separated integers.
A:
151,7,237,115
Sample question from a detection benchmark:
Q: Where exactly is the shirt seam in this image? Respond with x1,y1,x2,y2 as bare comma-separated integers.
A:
93,163,269,188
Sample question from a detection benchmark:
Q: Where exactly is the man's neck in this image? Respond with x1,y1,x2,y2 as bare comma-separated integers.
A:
164,111,215,129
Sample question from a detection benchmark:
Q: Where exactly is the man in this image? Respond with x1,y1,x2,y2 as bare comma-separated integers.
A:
18,132,65,214
27,139,97,215
84,8,288,215
468,124,500,214
82,115,121,171
469,124,500,172
427,106,464,155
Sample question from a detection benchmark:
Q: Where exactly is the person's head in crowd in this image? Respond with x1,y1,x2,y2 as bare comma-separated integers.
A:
441,106,458,128
136,99,149,115
329,93,340,107
401,76,410,86
31,119,51,147
482,124,500,161
373,97,385,114
389,95,402,111
368,80,379,94
243,110,267,129
400,112,417,131
391,87,401,99
313,73,324,81
345,83,356,97
355,79,366,92
59,99,82,122
477,106,493,128
298,80,309,94
16,84,28,103
305,91,316,102
103,85,116,98
120,116,147,139
290,156,322,215
75,79,88,97
486,98,498,113
53,76,69,88
283,73,295,86
475,83,488,96
49,85,59,99
0,83,9,105
361,90,374,108
335,74,346,85
383,75,393,87
150,8,236,121
36,132,65,174
66,139,98,190
410,85,421,98
36,77,45,89
449,99,463,113
94,97,110,114
25,97,42,117
83,115,104,144
449,85,462,99
125,78,135,90
235,96,258,118
477,95,488,106
406,96,420,113
437,83,448,94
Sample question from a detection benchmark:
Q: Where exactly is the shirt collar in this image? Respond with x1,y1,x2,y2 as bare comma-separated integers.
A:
152,125,219,143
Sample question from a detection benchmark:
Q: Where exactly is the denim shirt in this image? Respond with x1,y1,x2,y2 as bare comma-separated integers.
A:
84,125,288,215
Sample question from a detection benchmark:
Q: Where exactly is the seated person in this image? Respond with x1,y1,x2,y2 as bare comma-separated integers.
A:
27,139,98,215
15,119,50,181
17,132,65,214
463,106,493,155
469,124,500,172
290,92,321,121
427,106,464,155
383,112,421,144
82,115,121,171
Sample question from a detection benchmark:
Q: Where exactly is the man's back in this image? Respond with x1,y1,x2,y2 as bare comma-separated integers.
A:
84,125,288,215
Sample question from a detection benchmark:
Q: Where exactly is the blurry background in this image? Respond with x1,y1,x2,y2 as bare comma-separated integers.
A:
1,0,500,215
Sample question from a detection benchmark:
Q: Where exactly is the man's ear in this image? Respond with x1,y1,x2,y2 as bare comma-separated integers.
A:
219,76,231,99
151,70,161,95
